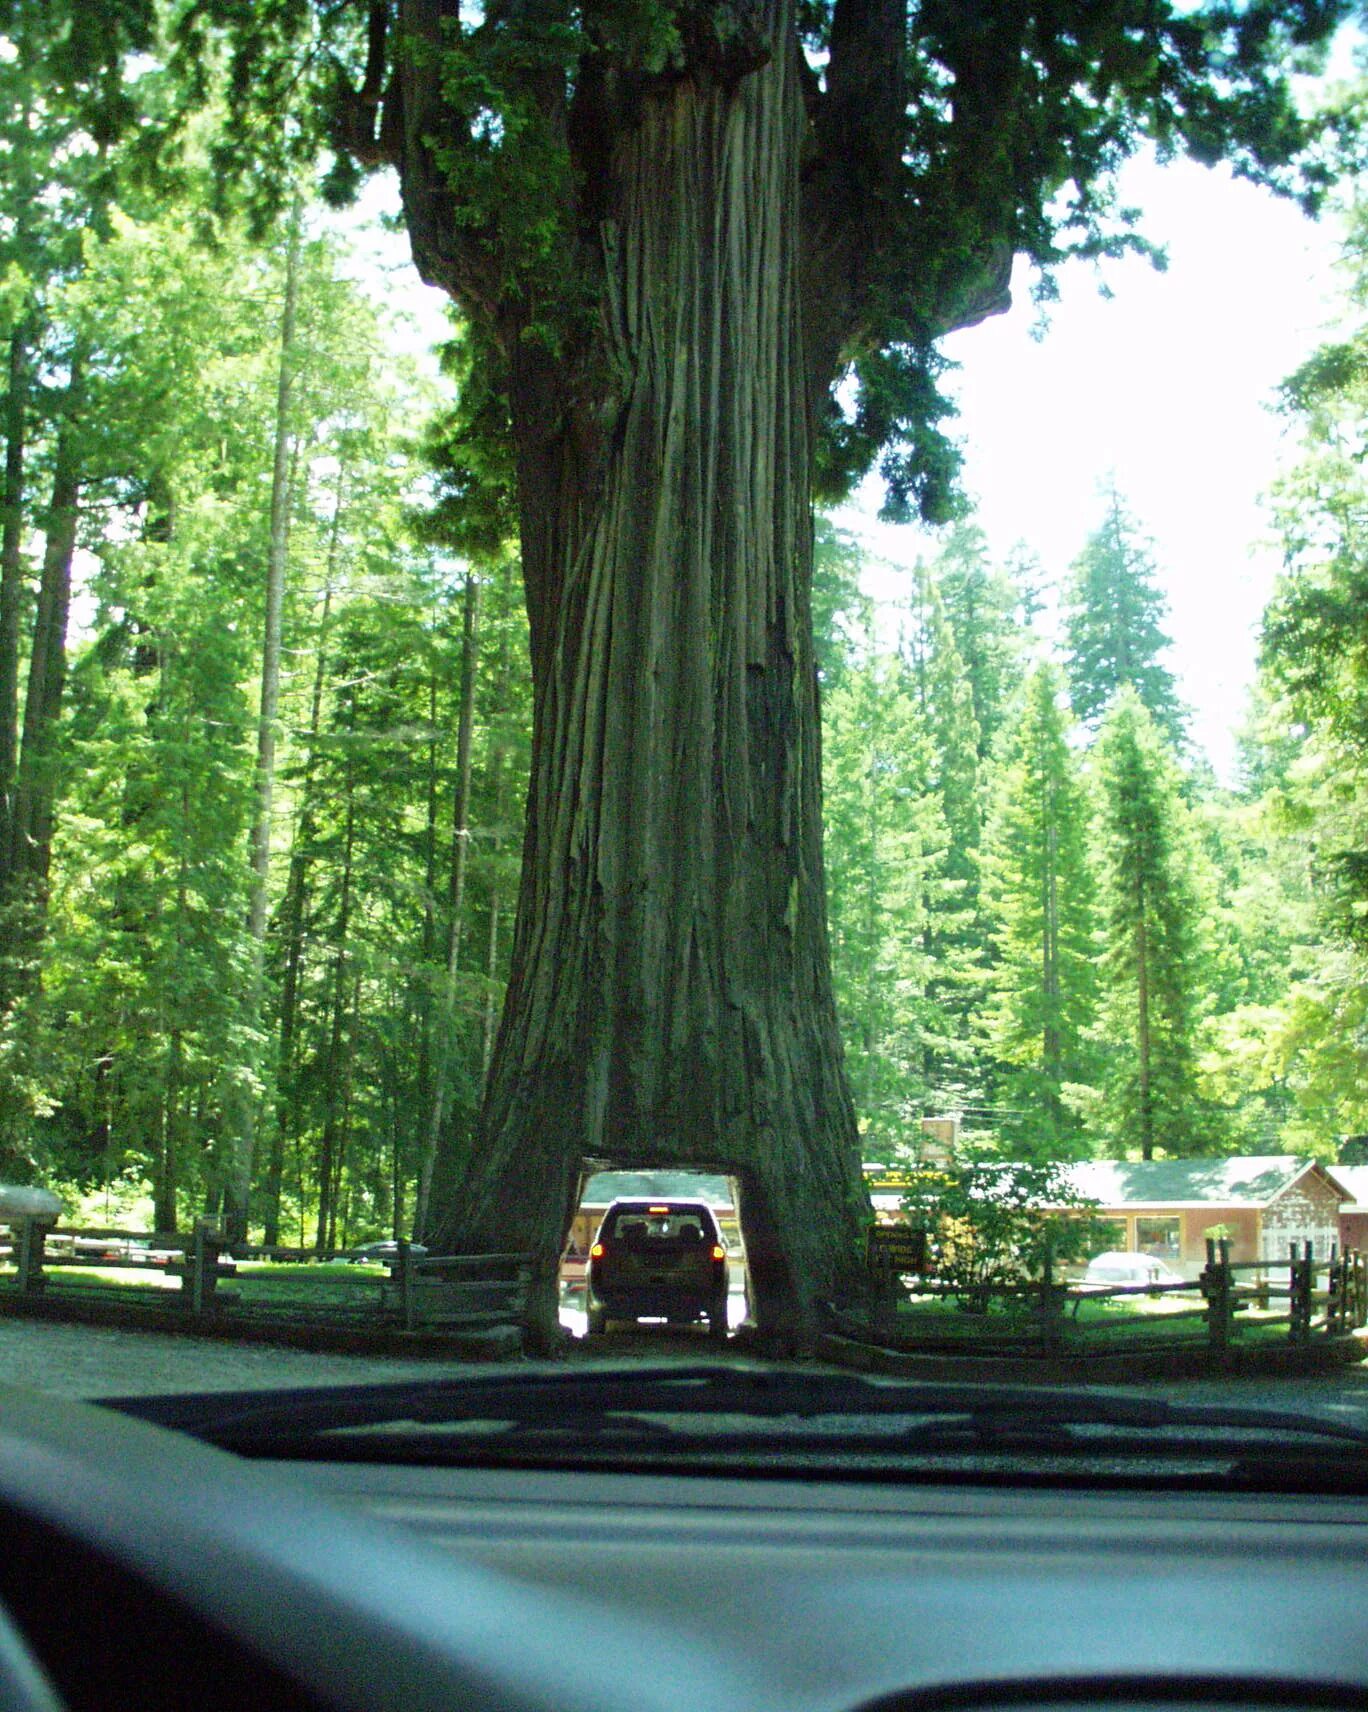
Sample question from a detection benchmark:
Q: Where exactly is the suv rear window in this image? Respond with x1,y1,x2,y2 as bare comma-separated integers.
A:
602,1207,717,1250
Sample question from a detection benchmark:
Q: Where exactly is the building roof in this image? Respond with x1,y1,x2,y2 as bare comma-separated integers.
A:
1331,1164,1368,1210
580,1170,734,1209
1062,1155,1350,1210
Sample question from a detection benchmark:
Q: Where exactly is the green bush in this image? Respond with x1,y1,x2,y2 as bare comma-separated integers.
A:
899,1159,1104,1312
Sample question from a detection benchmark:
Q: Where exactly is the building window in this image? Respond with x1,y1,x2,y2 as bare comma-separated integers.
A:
1135,1216,1180,1260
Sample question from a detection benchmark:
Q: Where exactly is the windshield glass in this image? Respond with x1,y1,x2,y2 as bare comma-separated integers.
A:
0,4,1366,1470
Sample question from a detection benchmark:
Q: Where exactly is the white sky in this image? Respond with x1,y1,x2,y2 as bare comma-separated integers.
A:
836,149,1350,781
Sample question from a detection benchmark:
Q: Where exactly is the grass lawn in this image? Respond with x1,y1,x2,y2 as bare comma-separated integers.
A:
0,1263,1316,1352
0,1258,387,1310
885,1288,1299,1350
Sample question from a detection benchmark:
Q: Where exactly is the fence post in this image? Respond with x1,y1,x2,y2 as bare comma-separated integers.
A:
1037,1241,1066,1354
15,1217,50,1296
1289,1241,1311,1346
190,1223,207,1316
1202,1237,1232,1358
1327,1245,1342,1336
399,1238,415,1332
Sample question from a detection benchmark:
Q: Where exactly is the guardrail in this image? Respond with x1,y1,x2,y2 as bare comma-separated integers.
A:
0,1216,529,1338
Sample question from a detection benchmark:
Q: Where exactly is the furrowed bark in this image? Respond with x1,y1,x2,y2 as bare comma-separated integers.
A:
434,4,871,1345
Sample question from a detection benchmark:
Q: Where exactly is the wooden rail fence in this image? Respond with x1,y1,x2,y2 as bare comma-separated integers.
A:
861,1226,1368,1358
0,1216,529,1338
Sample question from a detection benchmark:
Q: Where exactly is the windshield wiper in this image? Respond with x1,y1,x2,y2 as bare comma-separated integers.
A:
99,1363,1368,1487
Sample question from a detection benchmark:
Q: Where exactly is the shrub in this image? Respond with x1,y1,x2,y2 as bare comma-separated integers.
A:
899,1159,1103,1312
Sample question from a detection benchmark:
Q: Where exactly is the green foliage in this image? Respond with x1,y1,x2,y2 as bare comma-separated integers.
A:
417,325,519,562
52,0,1344,526
823,633,950,1145
0,160,533,1241
930,524,1026,761
897,560,989,1101
1248,167,1368,1148
811,519,870,691
1093,690,1216,1156
1063,488,1187,743
898,1157,1102,1308
1263,203,1368,946
980,665,1098,1154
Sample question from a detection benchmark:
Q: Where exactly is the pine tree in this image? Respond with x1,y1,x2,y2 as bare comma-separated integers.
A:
898,562,985,1105
823,634,952,1150
1093,690,1211,1158
980,665,1097,1154
931,524,1024,762
1063,489,1186,744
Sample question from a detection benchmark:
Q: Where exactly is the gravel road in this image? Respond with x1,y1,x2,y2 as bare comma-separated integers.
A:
0,1317,467,1397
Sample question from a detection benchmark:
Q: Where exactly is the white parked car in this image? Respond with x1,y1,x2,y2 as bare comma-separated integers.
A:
1082,1251,1187,1289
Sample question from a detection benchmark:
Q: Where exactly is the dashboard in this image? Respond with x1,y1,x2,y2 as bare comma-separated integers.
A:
1,1380,1367,1712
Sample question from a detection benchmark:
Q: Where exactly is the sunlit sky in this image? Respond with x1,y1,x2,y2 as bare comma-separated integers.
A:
350,107,1355,786
835,149,1350,782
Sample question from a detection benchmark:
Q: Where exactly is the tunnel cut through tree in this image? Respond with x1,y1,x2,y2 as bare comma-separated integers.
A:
62,0,1348,1342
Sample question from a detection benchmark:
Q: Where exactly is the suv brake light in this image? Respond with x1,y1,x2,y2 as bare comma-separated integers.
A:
711,1244,725,1262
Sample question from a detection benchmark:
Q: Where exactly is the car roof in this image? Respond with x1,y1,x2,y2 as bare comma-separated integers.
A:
602,1198,714,1214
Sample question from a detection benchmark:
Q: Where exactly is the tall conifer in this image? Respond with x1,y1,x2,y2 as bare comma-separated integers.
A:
980,665,1097,1153
1064,489,1186,745
1094,691,1210,1158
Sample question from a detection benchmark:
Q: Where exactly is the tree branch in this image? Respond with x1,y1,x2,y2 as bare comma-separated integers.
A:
799,0,907,394
331,1,394,166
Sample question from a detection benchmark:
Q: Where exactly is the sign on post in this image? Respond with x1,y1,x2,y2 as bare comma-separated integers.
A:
867,1224,928,1276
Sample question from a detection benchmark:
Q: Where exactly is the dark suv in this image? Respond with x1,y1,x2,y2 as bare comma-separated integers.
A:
585,1199,729,1338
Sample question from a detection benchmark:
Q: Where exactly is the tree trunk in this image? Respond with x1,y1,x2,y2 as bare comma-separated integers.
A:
156,1028,185,1234
478,730,513,1086
1135,887,1153,1161
0,326,30,886
410,657,441,1227
314,716,356,1254
1042,777,1062,1134
336,970,361,1250
412,569,480,1241
155,776,194,1234
432,37,870,1346
224,195,303,1243
480,875,501,1084
263,499,340,1245
7,357,82,905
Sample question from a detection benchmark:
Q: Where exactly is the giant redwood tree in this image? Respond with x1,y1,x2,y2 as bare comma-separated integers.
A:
35,0,1346,1339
